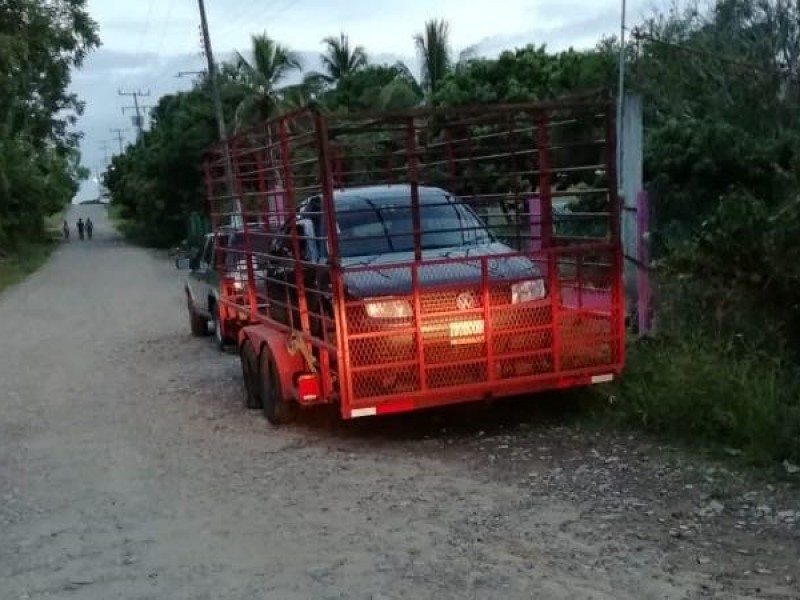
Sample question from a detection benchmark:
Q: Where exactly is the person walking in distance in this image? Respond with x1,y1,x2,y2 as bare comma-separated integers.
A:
62,220,70,240
86,218,94,240
76,218,85,241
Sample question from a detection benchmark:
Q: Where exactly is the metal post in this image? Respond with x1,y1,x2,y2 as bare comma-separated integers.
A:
616,0,627,190
636,190,651,336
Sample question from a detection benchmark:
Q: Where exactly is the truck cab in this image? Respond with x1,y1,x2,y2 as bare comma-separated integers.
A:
177,225,271,348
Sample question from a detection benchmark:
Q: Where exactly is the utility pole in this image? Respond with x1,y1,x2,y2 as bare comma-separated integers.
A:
196,0,239,220
123,105,155,129
109,128,128,154
118,89,151,138
98,141,111,165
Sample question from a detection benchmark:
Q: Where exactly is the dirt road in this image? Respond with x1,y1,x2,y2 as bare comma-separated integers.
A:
0,205,797,600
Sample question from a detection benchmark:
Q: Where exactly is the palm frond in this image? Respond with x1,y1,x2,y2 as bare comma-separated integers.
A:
320,32,368,83
232,32,303,128
414,18,452,97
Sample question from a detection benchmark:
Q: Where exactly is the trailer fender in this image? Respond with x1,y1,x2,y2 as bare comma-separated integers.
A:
238,325,304,402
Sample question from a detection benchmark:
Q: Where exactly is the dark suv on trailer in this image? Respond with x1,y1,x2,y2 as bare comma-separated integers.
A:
265,185,550,390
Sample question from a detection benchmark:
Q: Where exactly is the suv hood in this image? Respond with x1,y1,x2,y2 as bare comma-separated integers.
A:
341,242,542,298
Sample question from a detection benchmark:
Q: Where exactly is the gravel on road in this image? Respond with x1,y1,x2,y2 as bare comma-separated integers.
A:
0,205,797,600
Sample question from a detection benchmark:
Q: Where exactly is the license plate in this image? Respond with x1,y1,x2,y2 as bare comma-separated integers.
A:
449,319,485,345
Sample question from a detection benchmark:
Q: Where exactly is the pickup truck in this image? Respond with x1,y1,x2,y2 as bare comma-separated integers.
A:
176,226,269,350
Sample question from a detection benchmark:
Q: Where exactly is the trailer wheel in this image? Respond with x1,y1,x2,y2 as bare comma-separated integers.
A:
240,340,262,410
188,301,207,337
260,348,298,425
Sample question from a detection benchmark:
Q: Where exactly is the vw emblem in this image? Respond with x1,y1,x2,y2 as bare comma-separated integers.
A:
455,291,477,310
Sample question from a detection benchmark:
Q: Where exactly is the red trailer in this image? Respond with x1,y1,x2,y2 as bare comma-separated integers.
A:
202,97,624,424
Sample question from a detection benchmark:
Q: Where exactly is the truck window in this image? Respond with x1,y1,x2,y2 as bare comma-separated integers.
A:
202,237,214,266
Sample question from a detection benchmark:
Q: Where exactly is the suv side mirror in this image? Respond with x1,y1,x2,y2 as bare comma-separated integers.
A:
175,256,192,270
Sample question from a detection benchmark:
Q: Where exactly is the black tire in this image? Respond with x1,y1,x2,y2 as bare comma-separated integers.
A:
240,340,262,410
260,348,298,425
189,301,207,337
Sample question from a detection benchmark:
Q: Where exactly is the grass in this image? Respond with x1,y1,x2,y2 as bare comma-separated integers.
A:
107,203,183,248
106,202,127,229
0,239,58,293
608,291,800,467
0,207,65,294
107,203,142,242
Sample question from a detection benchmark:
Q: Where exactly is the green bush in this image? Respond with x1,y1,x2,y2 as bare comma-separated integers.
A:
617,277,800,464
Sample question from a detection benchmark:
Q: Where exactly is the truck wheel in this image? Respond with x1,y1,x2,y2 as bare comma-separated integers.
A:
189,301,207,337
211,304,229,351
260,348,298,425
240,340,262,410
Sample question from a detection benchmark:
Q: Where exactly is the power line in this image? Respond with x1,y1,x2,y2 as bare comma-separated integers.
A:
119,0,157,92
153,0,177,57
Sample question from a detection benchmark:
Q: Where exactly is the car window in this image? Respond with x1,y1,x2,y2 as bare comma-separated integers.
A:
336,194,492,257
202,237,214,266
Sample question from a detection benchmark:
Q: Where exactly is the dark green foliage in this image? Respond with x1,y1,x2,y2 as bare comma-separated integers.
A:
619,276,800,463
433,44,616,106
322,63,423,112
614,0,800,464
104,73,248,247
0,0,99,249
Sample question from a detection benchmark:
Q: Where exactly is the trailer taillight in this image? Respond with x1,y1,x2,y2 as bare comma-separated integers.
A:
295,374,320,404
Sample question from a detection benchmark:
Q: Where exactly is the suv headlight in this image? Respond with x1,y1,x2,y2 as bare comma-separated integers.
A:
511,279,546,303
364,298,413,319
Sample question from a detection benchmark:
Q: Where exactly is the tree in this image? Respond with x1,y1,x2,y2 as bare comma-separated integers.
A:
0,0,99,248
233,32,303,130
433,43,615,105
105,71,248,247
322,63,423,112
414,18,452,99
306,32,368,88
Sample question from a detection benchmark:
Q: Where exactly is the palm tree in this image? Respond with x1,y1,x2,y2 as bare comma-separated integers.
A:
233,32,303,130
414,18,452,98
370,20,452,110
305,32,368,88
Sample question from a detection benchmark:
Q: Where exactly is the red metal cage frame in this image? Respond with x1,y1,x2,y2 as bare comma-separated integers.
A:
204,96,624,419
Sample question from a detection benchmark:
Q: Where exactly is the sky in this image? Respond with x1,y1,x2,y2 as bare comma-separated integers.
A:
71,0,651,202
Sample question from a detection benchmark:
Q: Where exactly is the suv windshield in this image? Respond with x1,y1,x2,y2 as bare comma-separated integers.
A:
336,195,492,258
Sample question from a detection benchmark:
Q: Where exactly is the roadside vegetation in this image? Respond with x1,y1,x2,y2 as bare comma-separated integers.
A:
0,1,98,290
0,208,69,293
104,0,800,465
